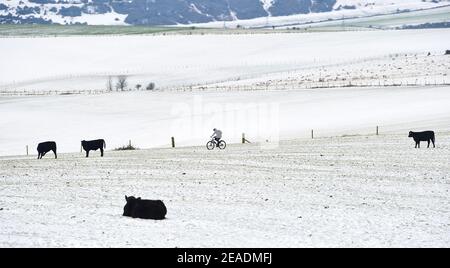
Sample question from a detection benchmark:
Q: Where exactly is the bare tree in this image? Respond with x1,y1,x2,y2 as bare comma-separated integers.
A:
106,76,113,91
116,75,128,91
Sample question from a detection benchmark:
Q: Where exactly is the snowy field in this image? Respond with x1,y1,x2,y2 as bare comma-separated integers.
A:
1,27,449,247
1,86,450,156
0,134,449,247
199,52,450,90
1,29,449,93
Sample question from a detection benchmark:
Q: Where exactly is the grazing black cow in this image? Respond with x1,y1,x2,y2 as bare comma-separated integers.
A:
123,196,167,220
81,139,105,157
37,141,57,159
408,131,435,148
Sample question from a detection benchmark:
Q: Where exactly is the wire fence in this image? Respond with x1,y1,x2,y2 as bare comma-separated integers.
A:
162,78,450,92
1,78,448,96
0,51,448,96
0,89,112,96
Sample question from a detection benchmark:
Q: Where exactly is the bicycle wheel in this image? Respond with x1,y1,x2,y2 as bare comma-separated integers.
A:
218,140,226,149
206,141,215,150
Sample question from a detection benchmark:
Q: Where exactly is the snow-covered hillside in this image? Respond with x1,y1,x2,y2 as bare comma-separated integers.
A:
1,29,450,157
1,85,450,157
191,1,450,28
0,0,128,25
0,0,449,26
335,0,439,8
1,134,449,247
1,29,449,93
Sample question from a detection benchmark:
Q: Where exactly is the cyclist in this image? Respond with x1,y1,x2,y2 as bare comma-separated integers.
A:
211,128,222,145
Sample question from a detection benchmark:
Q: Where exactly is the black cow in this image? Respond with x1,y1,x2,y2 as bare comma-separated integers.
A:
37,141,57,159
81,139,105,157
408,131,435,148
123,196,167,220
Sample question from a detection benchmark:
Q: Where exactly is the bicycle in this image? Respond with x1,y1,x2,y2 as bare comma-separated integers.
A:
206,138,226,150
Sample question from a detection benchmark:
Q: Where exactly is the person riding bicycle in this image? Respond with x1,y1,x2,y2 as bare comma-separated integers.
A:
211,128,222,145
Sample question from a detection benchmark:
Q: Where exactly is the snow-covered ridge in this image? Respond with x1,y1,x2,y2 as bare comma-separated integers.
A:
191,1,450,28
1,29,449,94
0,0,449,26
0,0,127,25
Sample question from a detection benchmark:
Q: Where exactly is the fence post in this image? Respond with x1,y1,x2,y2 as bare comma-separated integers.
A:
376,126,379,136
129,140,131,147
311,129,314,139
171,137,175,148
26,145,28,156
241,133,251,143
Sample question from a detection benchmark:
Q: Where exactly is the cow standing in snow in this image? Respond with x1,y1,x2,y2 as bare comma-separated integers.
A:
408,131,435,148
81,139,106,157
37,141,57,159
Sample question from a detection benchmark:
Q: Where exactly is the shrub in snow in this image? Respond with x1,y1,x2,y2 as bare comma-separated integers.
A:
146,82,155,90
114,142,139,151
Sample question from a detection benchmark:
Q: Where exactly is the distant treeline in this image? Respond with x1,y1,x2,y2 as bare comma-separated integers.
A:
400,22,450,29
